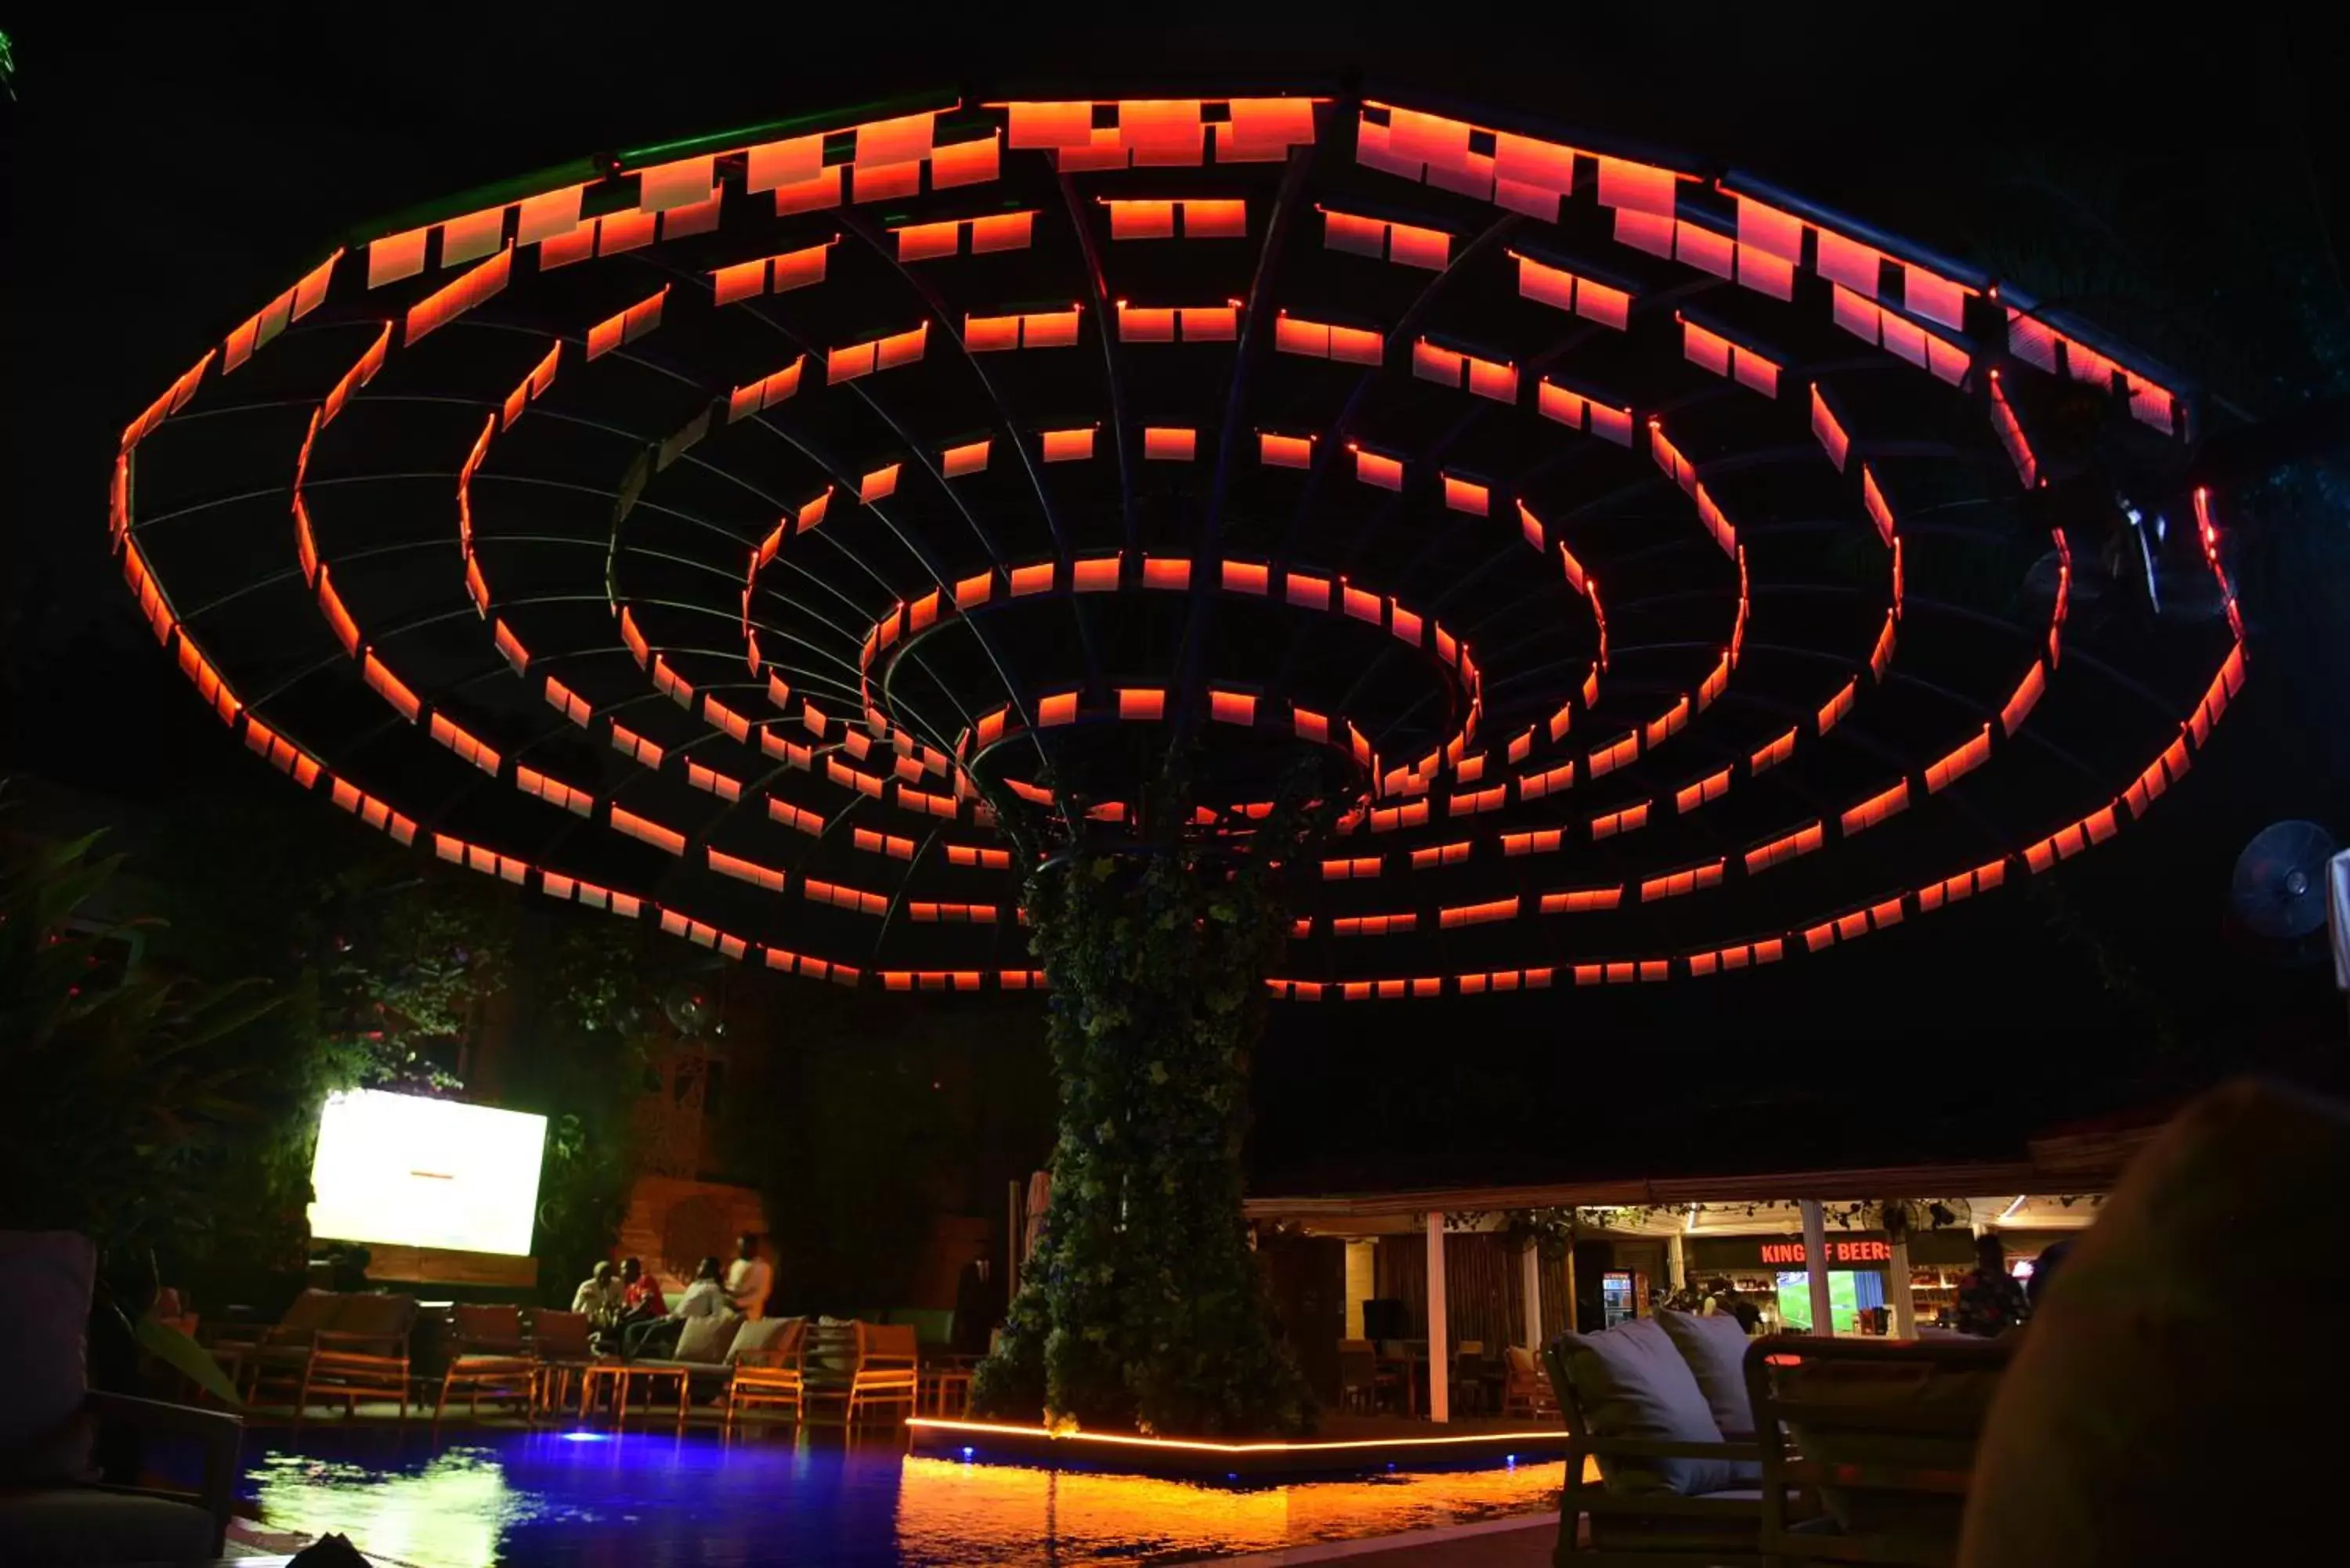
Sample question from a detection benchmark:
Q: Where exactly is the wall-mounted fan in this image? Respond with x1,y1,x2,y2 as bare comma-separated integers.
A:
2229,820,2339,965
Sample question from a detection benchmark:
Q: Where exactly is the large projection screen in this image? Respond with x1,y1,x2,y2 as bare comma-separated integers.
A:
308,1090,548,1255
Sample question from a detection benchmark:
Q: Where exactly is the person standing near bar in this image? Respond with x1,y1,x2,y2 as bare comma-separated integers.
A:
1953,1234,2028,1336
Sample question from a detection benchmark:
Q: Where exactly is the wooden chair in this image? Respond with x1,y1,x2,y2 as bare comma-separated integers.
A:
1546,1337,1782,1566
526,1308,596,1414
1336,1339,1394,1414
302,1294,418,1425
1501,1344,1559,1419
433,1304,537,1429
727,1317,809,1426
1743,1334,2013,1568
215,1288,342,1402
844,1321,920,1426
1452,1339,1491,1414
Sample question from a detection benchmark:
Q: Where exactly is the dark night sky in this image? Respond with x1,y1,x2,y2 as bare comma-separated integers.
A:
6,8,2347,1188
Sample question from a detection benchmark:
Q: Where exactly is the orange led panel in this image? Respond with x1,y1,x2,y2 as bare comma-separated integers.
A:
1144,426,1195,461
1116,688,1165,721
1209,689,1258,725
1260,432,1313,468
1466,355,1518,403
1323,208,1385,256
2001,660,2047,735
1142,555,1191,591
1109,200,1177,240
1180,305,1239,341
1386,220,1451,269
969,211,1033,253
1184,198,1246,237
1352,447,1404,490
1441,475,1489,515
1841,779,1912,836
1336,323,1387,363
941,438,991,477
965,313,1021,352
858,464,899,504
1072,555,1121,591
930,132,1000,188
1037,692,1080,727
1023,308,1081,348
1041,427,1097,462
610,806,685,856
1817,677,1858,735
361,652,420,721
895,219,960,262
1118,304,1177,341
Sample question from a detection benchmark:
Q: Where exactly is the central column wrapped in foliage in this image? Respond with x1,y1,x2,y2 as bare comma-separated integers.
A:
969,778,1318,1438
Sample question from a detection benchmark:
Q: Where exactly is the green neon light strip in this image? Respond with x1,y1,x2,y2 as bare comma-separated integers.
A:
335,89,959,253
338,157,607,253
615,88,960,167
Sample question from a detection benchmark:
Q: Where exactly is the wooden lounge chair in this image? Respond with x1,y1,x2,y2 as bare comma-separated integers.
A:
296,1294,418,1425
726,1318,809,1426
626,1313,806,1426
1743,1333,2013,1568
433,1304,537,1428
1338,1338,1402,1414
212,1287,342,1401
1546,1321,1797,1566
1502,1343,1560,1420
526,1308,595,1414
844,1321,920,1426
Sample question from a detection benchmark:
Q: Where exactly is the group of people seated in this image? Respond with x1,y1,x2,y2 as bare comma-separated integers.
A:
569,1232,773,1360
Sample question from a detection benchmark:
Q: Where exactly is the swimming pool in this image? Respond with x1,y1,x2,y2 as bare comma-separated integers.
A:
240,1429,1560,1566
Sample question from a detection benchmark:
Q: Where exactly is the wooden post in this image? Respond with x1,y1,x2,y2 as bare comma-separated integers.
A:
1562,1230,1580,1336
1665,1230,1687,1293
1520,1240,1545,1351
1425,1212,1451,1423
1007,1180,1022,1302
1799,1200,1834,1337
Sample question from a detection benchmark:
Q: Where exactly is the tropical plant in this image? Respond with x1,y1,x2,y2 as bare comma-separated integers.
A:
0,822,284,1272
970,761,1321,1437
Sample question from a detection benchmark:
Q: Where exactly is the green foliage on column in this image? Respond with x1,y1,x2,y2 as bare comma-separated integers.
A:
970,771,1320,1438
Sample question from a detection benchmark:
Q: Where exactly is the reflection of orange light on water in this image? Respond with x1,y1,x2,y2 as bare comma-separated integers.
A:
894,1455,1563,1563
907,1418,1570,1454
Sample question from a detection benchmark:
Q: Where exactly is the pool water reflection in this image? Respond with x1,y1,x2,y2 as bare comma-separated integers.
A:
243,1428,1560,1567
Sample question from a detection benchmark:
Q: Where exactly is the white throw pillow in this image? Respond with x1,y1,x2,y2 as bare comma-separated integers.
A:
674,1310,740,1364
1556,1316,1740,1495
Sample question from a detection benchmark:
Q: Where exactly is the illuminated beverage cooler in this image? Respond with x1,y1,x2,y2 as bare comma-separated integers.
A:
1600,1270,1649,1328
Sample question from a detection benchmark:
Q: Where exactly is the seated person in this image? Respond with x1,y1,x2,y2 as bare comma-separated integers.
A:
724,1233,773,1321
571,1260,624,1327
618,1256,667,1324
623,1256,728,1360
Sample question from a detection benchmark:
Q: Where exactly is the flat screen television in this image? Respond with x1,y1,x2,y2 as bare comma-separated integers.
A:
307,1089,548,1255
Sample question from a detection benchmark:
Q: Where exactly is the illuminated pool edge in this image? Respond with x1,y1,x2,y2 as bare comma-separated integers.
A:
904,1418,1571,1479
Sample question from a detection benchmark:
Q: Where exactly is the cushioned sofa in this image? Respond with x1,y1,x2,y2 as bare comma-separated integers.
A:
1544,1309,1793,1566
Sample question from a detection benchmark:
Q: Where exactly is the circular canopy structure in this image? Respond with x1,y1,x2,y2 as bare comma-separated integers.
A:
110,87,2245,998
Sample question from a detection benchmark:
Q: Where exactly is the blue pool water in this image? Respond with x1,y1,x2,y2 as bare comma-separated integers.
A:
240,1428,1560,1567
